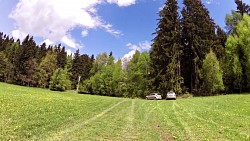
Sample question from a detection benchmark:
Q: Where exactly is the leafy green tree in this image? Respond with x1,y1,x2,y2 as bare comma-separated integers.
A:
38,51,57,88
202,50,224,95
2,40,19,84
49,68,71,91
149,0,182,97
113,59,127,97
80,53,125,97
225,14,250,92
22,58,39,87
90,52,108,76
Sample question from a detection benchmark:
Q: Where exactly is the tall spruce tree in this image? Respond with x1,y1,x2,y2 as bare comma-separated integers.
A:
71,49,81,89
181,0,217,95
149,0,182,97
235,0,250,16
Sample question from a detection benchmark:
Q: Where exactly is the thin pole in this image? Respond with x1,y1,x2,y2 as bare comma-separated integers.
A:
77,76,81,93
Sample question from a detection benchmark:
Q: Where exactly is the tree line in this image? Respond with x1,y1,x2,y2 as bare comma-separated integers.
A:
1,0,250,98
0,34,94,91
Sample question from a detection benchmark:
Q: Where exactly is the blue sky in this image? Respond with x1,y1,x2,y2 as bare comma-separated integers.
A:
0,0,249,60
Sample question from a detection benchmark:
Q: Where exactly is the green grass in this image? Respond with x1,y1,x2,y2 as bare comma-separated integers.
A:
1,82,250,141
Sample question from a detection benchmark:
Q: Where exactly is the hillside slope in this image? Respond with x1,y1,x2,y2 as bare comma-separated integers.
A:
1,82,250,140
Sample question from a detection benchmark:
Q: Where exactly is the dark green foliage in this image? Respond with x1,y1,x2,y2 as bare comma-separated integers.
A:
70,49,94,89
21,58,39,87
214,26,227,60
56,45,67,68
0,52,8,81
16,35,38,85
36,42,47,63
149,0,183,98
181,0,217,95
49,68,71,91
235,0,250,16
70,49,81,89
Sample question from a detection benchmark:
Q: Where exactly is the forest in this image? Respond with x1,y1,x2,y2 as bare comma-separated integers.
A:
0,0,250,98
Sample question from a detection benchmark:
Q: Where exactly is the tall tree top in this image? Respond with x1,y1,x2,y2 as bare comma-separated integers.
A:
235,0,250,15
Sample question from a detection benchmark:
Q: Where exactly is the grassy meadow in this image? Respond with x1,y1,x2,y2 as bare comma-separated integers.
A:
1,82,250,141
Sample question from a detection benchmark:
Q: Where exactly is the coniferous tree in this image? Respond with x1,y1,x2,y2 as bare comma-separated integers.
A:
80,54,93,81
37,42,47,63
235,0,250,16
0,52,9,82
70,49,82,89
16,35,37,85
181,0,217,95
149,0,182,97
0,32,4,52
56,45,67,68
213,26,227,61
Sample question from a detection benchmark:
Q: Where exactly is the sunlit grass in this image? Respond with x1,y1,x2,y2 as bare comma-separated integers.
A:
1,82,250,140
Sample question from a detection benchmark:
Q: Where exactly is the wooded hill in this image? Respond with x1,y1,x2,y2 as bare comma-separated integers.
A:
0,0,250,98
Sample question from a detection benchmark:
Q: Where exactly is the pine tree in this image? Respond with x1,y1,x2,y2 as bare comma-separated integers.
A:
149,0,182,97
235,0,250,16
70,49,82,89
213,26,227,60
181,0,216,95
16,35,38,85
37,42,47,63
56,45,67,68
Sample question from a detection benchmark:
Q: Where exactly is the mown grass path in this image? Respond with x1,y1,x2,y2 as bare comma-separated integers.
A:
1,82,250,140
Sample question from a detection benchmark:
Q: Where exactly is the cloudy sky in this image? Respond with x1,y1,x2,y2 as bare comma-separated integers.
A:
0,0,249,59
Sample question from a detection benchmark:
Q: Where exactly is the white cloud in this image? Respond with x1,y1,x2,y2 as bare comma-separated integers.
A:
9,0,128,48
62,35,82,49
12,29,27,40
81,30,89,37
41,39,54,46
107,0,136,7
204,0,220,5
123,40,151,60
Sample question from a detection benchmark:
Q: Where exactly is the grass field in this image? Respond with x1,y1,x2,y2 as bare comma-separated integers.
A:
1,82,250,141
